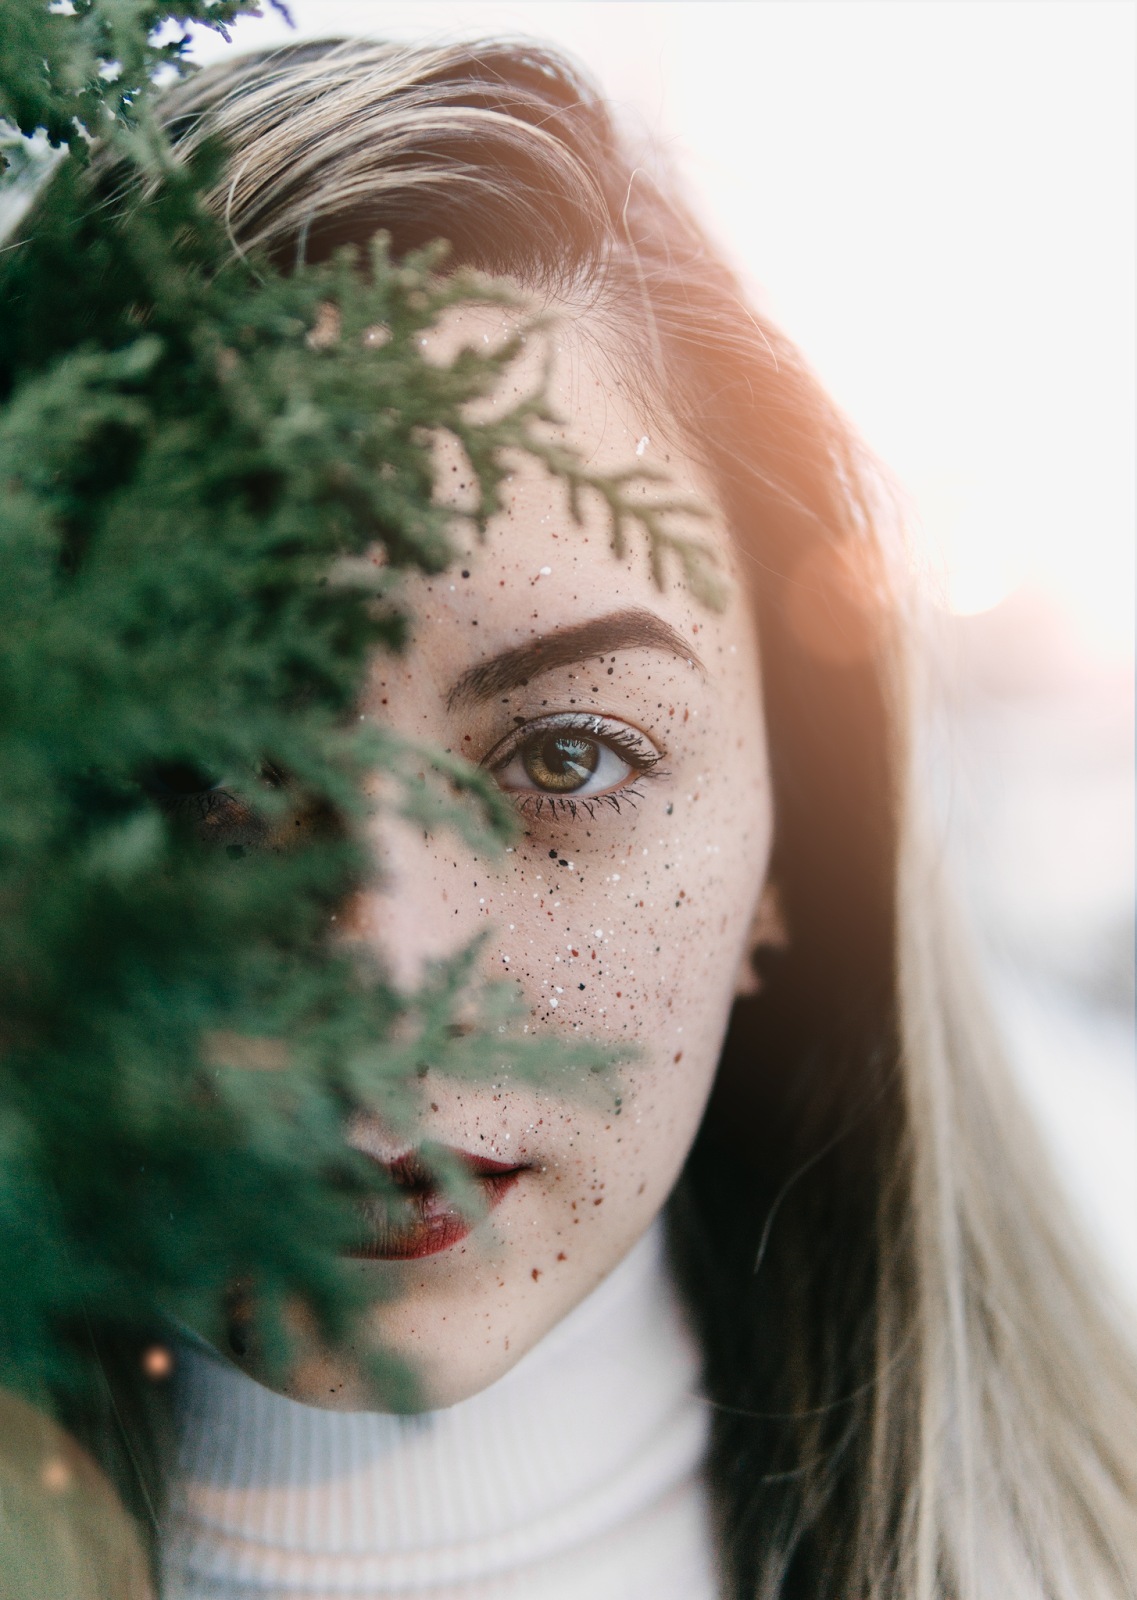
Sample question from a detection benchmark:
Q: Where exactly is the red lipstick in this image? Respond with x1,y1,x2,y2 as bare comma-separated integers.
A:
347,1148,527,1261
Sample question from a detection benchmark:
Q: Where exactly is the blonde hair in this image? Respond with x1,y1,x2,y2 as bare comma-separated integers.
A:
112,37,1136,1598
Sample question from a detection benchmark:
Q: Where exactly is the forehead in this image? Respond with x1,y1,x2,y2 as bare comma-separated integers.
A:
414,296,754,681
426,293,703,482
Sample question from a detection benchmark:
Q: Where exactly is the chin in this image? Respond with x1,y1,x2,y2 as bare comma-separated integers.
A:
242,1194,662,1414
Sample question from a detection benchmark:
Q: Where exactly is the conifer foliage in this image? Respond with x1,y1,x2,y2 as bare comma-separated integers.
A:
0,0,723,1456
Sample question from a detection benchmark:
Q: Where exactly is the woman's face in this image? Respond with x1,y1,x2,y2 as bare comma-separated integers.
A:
263,303,773,1411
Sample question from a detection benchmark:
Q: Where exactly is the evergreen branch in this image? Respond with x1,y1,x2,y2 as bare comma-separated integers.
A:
0,1,277,164
0,0,690,1452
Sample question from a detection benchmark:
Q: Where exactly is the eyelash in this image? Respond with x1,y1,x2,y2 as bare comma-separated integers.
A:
139,762,280,828
482,713,664,820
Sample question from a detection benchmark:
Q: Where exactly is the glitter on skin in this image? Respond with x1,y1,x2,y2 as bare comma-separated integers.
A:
257,300,774,1413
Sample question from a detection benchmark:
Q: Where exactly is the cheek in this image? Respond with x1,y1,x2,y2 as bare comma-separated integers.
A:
478,730,770,1086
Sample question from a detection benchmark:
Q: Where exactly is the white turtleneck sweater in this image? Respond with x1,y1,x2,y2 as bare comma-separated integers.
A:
161,1223,720,1599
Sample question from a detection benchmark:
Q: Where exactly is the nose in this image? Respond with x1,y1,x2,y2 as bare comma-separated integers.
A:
338,812,475,994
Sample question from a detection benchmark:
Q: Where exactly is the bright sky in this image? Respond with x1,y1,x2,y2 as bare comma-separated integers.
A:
190,1,1135,658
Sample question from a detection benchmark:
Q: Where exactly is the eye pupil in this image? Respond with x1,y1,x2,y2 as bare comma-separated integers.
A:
524,734,599,793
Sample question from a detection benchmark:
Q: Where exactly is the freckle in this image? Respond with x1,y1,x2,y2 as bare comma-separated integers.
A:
532,1268,541,1281
557,1252,567,1261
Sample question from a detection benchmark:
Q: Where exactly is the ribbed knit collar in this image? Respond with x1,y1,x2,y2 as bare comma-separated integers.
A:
161,1221,719,1598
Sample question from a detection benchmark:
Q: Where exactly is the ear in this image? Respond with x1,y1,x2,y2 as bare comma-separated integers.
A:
733,882,789,998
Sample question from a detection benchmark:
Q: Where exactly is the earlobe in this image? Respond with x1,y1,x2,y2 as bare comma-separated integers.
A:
733,882,789,997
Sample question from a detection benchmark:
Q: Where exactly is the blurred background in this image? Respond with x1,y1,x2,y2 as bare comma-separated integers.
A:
187,2,1135,1300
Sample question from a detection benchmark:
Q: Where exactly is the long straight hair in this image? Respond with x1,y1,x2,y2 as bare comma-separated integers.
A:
93,37,1137,1598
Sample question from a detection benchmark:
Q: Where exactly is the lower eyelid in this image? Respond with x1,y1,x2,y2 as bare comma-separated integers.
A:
159,789,248,826
510,785,650,820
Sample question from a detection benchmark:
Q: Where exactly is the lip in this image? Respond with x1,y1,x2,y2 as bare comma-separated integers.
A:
346,1147,528,1261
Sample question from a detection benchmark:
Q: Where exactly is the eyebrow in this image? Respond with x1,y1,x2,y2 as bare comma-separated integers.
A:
446,607,703,709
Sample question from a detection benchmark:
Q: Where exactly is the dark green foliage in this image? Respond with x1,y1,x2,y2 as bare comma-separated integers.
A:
0,1,286,165
0,0,695,1427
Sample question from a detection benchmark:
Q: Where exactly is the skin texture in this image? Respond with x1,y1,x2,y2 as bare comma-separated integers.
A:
255,302,774,1411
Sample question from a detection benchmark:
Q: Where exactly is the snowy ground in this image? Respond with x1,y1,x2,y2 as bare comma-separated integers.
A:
931,594,1135,1308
